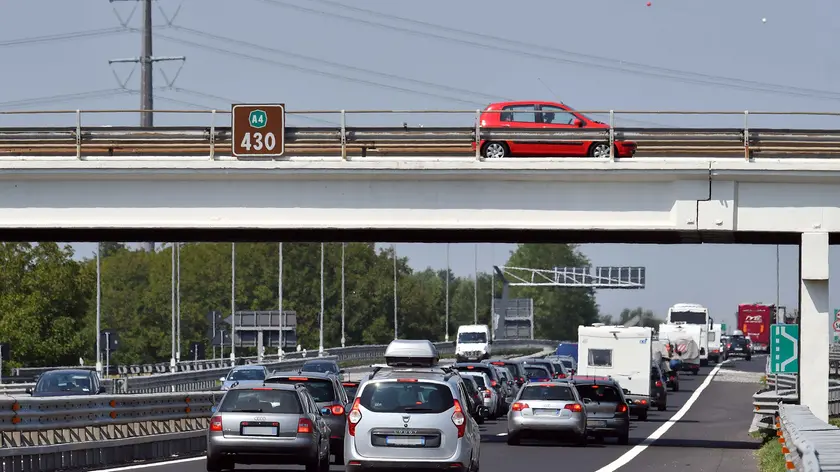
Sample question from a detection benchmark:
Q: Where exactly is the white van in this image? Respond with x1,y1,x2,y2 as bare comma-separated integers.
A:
708,323,722,363
455,325,492,362
578,324,654,420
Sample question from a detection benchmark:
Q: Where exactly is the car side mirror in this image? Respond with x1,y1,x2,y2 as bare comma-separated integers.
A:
25,387,32,394
320,407,332,416
583,398,592,404
98,386,106,394
622,388,631,395
573,118,584,127
339,369,346,374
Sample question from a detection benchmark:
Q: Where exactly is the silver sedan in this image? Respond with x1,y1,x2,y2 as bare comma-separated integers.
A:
506,381,588,446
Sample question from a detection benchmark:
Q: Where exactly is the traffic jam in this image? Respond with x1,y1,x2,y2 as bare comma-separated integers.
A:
204,301,771,471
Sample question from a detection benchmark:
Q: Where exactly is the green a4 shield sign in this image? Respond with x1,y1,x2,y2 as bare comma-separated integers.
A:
249,109,267,128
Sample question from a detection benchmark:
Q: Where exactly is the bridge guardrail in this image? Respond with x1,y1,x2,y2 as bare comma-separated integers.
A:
776,403,840,472
5,108,840,160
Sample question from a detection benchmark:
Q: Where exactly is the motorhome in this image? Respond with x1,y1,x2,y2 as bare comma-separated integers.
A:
666,303,710,366
658,323,701,375
455,324,492,362
577,324,653,421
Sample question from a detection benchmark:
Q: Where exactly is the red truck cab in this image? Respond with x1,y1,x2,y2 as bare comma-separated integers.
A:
736,303,773,353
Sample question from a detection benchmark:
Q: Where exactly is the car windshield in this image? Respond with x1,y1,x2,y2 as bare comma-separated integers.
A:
35,372,93,393
458,332,487,343
519,385,576,401
464,373,486,389
265,377,335,402
360,381,454,414
218,389,302,414
301,361,339,374
575,384,621,403
525,366,550,378
227,369,266,381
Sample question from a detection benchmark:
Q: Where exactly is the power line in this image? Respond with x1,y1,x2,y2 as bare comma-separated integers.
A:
0,88,133,110
168,87,339,125
155,32,485,107
0,27,134,47
164,27,670,127
255,0,840,101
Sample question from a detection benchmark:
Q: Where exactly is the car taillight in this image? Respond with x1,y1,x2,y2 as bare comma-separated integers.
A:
727,343,731,349
518,377,525,383
564,403,583,413
347,398,362,436
511,402,529,412
331,405,345,416
209,416,223,431
483,390,491,399
297,418,313,434
556,373,566,379
616,403,628,413
669,375,675,381
655,380,663,388
490,380,497,387
452,400,466,438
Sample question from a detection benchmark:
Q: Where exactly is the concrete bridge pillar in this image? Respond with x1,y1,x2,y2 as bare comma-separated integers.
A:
799,232,830,422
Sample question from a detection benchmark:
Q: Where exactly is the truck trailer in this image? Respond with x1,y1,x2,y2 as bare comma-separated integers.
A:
736,303,773,353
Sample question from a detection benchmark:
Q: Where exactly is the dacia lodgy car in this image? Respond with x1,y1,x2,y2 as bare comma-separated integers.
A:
344,340,481,472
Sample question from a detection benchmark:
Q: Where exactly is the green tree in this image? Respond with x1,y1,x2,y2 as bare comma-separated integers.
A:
0,243,92,367
505,244,599,340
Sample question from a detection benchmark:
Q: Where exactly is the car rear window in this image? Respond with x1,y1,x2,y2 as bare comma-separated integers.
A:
218,389,302,414
360,381,454,414
520,385,576,401
454,365,496,381
228,369,266,381
491,361,524,378
560,359,574,369
464,374,486,389
525,361,556,375
265,377,336,402
525,366,550,378
575,384,621,403
342,382,359,398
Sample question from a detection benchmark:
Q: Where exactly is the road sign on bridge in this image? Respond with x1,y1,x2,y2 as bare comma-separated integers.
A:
232,104,285,157
769,323,799,374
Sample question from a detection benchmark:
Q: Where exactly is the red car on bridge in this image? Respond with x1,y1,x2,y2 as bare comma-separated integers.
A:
473,101,637,159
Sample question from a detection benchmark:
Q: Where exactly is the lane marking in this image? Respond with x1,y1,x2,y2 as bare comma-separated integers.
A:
96,456,205,471
594,360,730,472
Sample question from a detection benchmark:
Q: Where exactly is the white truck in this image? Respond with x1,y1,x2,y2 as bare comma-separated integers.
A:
578,324,654,421
658,323,701,375
708,323,723,363
455,324,492,362
666,303,710,366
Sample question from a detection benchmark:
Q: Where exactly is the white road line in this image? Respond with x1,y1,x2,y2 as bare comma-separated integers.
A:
593,360,730,472
96,456,205,471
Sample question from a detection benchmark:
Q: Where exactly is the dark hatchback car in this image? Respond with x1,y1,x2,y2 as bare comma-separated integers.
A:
649,362,668,411
300,359,344,376
524,365,552,382
264,371,350,464
28,369,105,397
726,336,752,361
452,362,505,416
485,359,527,387
569,376,630,445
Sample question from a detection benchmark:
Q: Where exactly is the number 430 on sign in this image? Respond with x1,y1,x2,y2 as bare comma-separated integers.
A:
240,131,277,151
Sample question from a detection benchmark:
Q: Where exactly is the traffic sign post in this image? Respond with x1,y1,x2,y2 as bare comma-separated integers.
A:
231,104,285,157
769,323,799,374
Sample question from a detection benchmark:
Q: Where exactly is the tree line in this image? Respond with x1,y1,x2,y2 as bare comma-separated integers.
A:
0,242,602,369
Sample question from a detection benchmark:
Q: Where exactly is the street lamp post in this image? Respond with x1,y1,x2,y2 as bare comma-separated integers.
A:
319,242,325,356
341,243,346,348
95,243,102,378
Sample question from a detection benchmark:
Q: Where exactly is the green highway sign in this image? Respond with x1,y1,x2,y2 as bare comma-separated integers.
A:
721,323,727,334
769,324,799,374
249,109,267,129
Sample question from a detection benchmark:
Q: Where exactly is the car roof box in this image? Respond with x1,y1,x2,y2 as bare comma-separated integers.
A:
384,340,439,367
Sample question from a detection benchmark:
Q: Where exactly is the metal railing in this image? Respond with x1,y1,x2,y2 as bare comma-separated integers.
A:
3,108,840,160
776,403,840,472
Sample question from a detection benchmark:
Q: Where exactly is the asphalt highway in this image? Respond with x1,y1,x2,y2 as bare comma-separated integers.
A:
110,356,765,472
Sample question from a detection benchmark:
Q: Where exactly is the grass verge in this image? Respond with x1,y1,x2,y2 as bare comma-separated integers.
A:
755,436,786,472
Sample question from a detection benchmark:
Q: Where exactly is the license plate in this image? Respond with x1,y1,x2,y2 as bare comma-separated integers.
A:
735,347,742,351
587,420,607,428
386,436,425,446
242,426,278,436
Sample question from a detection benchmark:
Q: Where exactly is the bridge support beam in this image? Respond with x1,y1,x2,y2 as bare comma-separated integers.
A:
799,231,830,422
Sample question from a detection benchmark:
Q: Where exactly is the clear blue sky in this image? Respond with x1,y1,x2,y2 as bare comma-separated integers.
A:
5,0,840,330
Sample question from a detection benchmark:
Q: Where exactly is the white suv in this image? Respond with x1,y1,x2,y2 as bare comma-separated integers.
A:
343,340,481,472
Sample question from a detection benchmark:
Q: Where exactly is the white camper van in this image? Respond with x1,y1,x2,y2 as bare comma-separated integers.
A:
666,303,710,366
455,324,492,362
577,324,654,421
708,323,722,363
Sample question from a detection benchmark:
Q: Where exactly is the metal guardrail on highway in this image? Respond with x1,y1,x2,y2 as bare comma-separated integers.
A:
3,108,840,159
776,403,840,472
0,338,559,471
